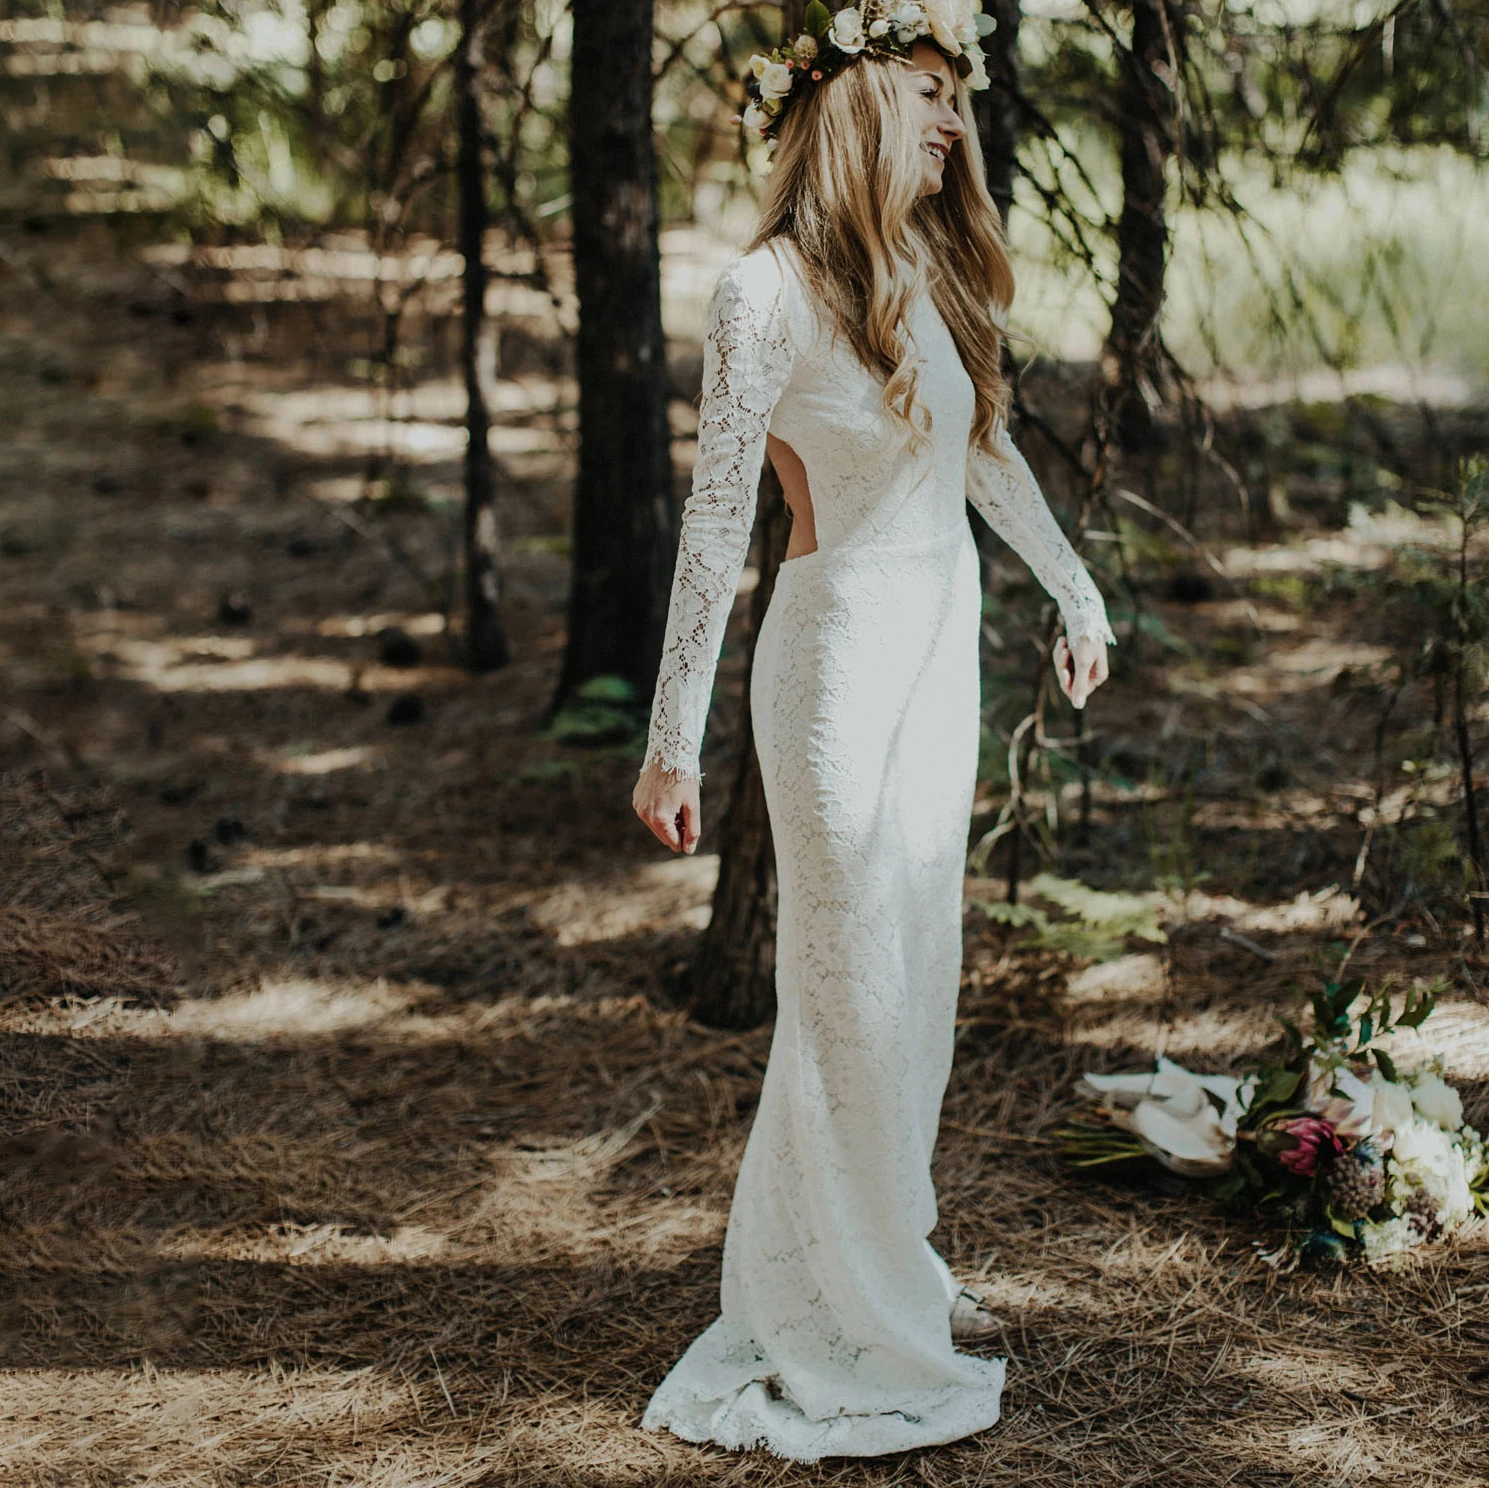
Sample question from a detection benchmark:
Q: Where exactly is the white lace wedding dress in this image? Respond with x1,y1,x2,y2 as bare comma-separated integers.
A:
638,240,1115,1461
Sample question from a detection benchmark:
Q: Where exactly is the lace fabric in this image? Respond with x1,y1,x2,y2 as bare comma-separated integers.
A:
641,246,1115,784
967,428,1119,647
640,250,796,782
639,243,1114,1461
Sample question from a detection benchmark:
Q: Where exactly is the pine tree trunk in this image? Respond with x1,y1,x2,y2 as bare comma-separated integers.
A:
972,0,1023,228
555,0,674,710
687,2,805,1029
689,476,790,1028
457,0,509,672
1102,0,1177,449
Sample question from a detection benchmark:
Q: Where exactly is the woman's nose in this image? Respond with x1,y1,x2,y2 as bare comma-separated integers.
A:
941,106,966,140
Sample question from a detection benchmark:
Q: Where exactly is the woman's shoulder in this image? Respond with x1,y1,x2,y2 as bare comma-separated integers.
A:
713,239,798,303
711,239,817,354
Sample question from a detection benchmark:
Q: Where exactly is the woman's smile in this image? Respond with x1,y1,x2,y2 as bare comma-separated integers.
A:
906,41,966,193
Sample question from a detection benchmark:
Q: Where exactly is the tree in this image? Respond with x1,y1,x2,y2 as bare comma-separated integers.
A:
973,0,1024,228
688,480,791,1028
554,0,676,711
688,0,798,1030
456,0,510,671
1099,0,1183,450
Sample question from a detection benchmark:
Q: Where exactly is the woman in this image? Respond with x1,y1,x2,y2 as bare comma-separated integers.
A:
631,0,1114,1461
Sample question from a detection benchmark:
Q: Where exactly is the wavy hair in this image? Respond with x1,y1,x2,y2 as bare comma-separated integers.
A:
745,47,1015,456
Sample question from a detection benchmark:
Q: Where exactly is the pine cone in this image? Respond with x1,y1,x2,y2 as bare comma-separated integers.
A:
1322,1150,1385,1220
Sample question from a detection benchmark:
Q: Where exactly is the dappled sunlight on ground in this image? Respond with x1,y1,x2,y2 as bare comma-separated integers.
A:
74,622,466,695
529,854,721,945
0,1365,421,1483
165,975,416,1040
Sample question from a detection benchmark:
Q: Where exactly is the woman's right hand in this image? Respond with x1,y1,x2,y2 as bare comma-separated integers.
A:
633,761,701,854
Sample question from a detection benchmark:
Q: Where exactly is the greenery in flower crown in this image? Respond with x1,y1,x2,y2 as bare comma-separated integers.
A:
739,0,995,142
1060,973,1489,1270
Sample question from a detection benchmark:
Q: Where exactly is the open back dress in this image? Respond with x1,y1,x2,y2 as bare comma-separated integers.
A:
637,239,1116,1461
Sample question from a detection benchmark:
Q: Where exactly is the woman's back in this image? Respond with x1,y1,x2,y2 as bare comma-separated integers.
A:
725,239,980,554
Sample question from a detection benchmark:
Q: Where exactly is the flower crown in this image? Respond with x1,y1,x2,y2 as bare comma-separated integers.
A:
738,0,995,142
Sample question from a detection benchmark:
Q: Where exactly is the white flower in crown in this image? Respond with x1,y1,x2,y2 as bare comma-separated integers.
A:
742,101,772,134
963,43,989,89
757,59,795,99
830,5,868,53
793,32,819,63
890,3,930,42
922,0,964,54
954,1,983,48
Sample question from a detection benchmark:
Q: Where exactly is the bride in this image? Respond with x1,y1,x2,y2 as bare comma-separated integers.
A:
631,0,1114,1461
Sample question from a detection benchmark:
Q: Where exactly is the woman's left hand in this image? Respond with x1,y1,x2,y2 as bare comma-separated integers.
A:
1053,635,1108,710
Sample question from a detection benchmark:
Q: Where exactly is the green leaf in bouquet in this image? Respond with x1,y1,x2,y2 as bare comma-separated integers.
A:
1311,984,1346,1038
1328,1211,1360,1240
1054,1122,1150,1168
1259,1068,1303,1109
1210,1170,1248,1204
1355,1014,1373,1049
1234,1151,1263,1189
1397,982,1437,1029
1300,1229,1349,1262
1277,1014,1305,1057
1373,1047,1399,1083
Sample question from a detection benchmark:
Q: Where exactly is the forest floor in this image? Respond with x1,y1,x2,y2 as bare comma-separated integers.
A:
1,221,1487,1487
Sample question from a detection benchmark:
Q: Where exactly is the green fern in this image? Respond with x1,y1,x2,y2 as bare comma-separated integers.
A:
973,874,1167,963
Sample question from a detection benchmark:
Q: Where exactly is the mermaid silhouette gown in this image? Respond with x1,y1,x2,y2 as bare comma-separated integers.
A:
638,241,1116,1461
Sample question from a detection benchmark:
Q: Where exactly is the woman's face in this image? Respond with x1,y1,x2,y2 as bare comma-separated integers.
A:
901,40,967,196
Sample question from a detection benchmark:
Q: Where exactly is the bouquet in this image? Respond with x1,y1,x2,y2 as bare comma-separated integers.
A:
1061,976,1489,1267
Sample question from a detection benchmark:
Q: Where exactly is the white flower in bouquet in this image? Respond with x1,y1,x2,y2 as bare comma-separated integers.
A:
1391,1117,1476,1229
1360,1215,1416,1267
1371,1078,1415,1142
1078,1058,1252,1177
1304,1057,1379,1142
1408,1069,1464,1131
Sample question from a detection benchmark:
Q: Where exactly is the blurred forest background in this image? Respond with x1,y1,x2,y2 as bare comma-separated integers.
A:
2,1,1489,1483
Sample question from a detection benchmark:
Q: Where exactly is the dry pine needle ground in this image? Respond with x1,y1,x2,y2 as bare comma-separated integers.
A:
1,776,1487,1488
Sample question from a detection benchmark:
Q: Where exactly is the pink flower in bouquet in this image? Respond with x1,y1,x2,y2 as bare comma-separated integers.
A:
1272,1116,1345,1177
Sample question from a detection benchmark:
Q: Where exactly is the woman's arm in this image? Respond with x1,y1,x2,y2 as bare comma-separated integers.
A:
966,425,1117,648
640,249,797,789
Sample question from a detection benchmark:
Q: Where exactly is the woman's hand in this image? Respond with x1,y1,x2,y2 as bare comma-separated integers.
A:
633,761,702,854
1053,635,1109,710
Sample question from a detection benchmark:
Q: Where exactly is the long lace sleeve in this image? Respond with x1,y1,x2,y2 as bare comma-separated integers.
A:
641,250,796,782
966,425,1117,647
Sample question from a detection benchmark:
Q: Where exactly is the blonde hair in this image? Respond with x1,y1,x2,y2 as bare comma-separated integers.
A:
746,48,1015,456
